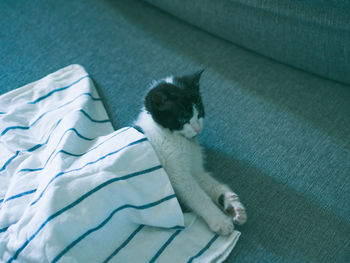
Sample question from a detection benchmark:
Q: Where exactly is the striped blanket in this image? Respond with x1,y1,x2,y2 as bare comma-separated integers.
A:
0,64,240,263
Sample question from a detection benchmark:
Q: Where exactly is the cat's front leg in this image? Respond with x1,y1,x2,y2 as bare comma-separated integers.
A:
192,166,247,225
167,169,234,235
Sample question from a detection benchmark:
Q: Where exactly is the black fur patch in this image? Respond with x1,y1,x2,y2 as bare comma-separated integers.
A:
218,194,225,208
144,71,205,131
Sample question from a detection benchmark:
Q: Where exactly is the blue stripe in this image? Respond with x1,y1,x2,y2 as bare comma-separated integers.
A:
3,189,37,203
0,159,157,233
53,194,177,263
27,119,63,152
28,75,89,104
2,120,100,174
63,128,96,141
0,112,6,114
19,126,113,173
1,92,102,137
1,125,29,136
1,128,132,205
20,127,129,173
149,229,182,263
0,119,61,173
49,127,129,164
52,127,130,158
1,107,111,173
170,225,185,230
6,166,164,263
27,144,43,152
0,226,9,233
187,234,219,263
22,128,95,172
26,127,97,171
79,109,110,123
102,224,185,263
4,124,92,173
0,151,20,172
102,225,145,263
30,137,148,206
3,221,184,235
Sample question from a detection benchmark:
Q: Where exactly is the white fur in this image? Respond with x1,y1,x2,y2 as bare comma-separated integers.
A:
164,76,174,84
175,107,203,138
134,109,246,235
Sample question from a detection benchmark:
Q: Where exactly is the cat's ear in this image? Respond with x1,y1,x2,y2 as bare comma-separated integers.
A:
178,69,205,89
152,92,173,111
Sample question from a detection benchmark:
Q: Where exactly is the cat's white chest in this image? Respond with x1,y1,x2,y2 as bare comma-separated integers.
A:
151,132,201,170
134,110,202,174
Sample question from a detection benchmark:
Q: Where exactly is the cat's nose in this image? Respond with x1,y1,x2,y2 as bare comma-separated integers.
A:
191,121,202,134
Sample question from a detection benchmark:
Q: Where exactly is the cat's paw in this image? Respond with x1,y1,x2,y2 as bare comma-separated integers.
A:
219,192,247,225
207,214,234,235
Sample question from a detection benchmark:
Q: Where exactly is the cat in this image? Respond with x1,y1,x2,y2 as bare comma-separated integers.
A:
134,70,247,235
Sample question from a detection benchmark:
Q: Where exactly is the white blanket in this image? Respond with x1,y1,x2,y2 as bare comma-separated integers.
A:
0,64,240,263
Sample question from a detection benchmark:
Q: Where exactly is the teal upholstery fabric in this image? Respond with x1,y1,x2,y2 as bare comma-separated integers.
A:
0,0,349,262
145,0,350,85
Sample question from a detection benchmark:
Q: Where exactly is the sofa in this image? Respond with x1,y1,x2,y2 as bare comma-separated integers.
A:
1,0,349,262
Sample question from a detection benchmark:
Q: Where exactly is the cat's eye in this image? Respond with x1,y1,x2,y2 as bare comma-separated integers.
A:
179,118,187,124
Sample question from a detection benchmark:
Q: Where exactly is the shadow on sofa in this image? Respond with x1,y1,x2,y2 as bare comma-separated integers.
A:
206,148,348,262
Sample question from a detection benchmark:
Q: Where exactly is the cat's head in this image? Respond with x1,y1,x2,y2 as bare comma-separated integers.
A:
145,70,205,138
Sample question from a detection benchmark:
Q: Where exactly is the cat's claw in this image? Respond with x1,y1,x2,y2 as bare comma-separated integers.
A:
220,192,247,225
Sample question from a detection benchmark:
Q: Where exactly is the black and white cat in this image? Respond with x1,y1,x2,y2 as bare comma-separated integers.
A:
134,71,247,235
